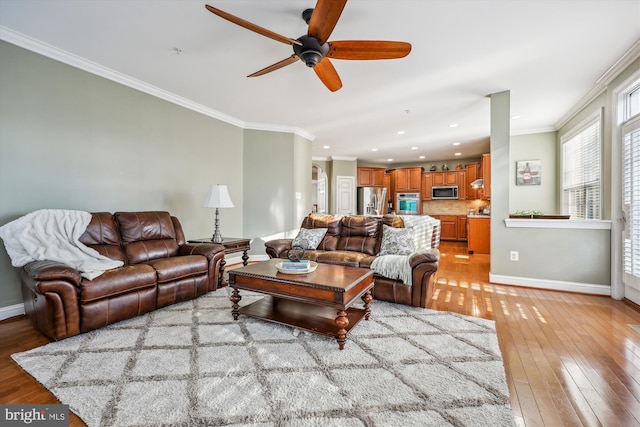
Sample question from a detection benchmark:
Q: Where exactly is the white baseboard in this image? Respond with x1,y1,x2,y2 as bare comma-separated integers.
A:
0,303,25,321
489,273,611,296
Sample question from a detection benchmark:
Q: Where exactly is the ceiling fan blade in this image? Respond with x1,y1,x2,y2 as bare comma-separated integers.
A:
313,58,342,92
247,55,300,77
327,41,412,60
205,4,302,46
307,0,347,45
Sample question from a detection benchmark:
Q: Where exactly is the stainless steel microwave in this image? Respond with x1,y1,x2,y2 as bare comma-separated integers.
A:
432,186,458,200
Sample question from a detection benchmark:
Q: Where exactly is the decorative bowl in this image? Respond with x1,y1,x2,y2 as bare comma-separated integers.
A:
275,261,318,275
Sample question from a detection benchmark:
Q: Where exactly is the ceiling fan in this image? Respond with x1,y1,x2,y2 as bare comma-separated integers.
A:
205,1,411,92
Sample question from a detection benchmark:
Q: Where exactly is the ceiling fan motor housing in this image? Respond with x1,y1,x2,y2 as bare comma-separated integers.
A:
294,35,330,67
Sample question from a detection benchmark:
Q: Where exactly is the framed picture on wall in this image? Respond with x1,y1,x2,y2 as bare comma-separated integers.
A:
516,160,541,185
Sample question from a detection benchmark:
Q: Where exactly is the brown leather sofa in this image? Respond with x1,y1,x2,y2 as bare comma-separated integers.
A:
20,211,226,341
265,214,440,308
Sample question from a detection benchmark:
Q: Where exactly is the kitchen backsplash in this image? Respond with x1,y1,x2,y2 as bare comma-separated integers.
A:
422,199,489,216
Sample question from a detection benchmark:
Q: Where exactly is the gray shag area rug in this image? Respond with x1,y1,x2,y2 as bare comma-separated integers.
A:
12,287,514,426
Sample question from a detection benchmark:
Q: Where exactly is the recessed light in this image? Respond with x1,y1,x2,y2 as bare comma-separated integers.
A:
454,152,462,156
411,146,418,150
387,158,394,162
371,148,378,152
419,155,425,159
323,145,330,149
453,142,461,146
511,115,521,120
448,123,458,128
397,130,405,135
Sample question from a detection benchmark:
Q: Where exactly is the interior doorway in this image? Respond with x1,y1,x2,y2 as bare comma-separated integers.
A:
312,164,328,214
335,176,356,215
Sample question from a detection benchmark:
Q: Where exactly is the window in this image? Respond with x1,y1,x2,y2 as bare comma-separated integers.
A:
623,116,640,285
561,114,601,219
621,77,640,289
625,83,640,119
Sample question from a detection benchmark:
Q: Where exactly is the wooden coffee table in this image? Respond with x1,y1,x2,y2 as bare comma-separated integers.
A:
227,259,374,350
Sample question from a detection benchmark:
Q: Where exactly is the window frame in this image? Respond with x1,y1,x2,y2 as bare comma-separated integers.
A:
560,109,603,220
623,82,640,120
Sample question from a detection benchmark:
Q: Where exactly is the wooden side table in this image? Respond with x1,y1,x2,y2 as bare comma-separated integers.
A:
188,237,251,287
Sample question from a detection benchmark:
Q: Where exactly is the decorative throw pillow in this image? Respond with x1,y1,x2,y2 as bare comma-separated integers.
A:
378,225,415,256
291,227,328,250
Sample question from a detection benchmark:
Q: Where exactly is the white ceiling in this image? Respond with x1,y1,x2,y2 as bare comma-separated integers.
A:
1,0,639,163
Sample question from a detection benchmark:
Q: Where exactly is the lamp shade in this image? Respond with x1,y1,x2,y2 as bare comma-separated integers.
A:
203,185,235,209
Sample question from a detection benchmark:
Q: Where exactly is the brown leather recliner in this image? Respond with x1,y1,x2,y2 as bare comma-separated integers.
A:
20,211,226,341
265,213,440,308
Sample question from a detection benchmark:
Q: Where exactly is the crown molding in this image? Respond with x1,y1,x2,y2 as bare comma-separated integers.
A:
0,26,317,140
330,156,358,161
244,122,315,141
555,40,640,130
511,126,556,136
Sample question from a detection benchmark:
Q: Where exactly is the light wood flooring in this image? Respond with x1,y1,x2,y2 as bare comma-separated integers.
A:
1,241,639,426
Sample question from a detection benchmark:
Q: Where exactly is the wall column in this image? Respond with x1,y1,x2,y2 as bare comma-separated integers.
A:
489,90,510,275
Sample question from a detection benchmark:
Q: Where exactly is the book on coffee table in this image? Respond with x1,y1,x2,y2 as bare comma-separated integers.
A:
280,260,310,270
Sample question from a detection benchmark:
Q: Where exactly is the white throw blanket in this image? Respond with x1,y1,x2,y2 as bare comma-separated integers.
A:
370,254,413,285
0,209,123,280
370,215,438,287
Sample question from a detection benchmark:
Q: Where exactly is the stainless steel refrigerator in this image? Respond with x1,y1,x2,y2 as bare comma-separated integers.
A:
357,187,387,215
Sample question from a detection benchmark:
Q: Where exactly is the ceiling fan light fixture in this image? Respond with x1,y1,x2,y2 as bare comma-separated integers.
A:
294,35,330,67
206,2,411,91
300,50,323,67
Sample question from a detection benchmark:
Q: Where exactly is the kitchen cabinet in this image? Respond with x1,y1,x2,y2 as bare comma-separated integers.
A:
422,170,465,200
456,171,466,199
421,173,433,200
431,172,458,186
437,215,458,241
357,167,386,187
465,162,480,200
457,216,468,240
431,215,468,241
468,216,490,254
480,154,491,200
394,167,422,192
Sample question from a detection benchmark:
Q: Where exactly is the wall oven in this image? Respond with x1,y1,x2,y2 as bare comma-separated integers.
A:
432,186,458,200
396,193,420,215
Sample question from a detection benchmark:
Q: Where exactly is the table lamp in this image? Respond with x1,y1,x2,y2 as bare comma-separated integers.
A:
203,184,235,243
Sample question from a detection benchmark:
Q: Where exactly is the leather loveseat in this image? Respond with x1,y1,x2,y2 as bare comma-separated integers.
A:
265,213,441,308
19,211,226,341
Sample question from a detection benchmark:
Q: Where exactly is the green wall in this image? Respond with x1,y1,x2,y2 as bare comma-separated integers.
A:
490,91,613,287
509,132,558,215
243,130,312,254
0,40,309,311
330,158,357,214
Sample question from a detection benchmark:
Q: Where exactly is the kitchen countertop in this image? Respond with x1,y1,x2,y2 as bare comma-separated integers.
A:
467,214,491,218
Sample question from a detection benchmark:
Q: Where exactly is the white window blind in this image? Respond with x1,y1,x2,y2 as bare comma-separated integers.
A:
562,117,601,219
623,115,640,286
